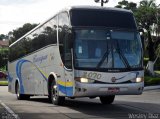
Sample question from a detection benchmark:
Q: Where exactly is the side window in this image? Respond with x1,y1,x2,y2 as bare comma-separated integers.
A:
9,16,58,62
44,16,57,45
59,12,69,47
9,44,18,62
58,12,72,69
50,16,58,44
32,26,46,51
25,34,33,54
31,29,41,51
63,31,72,69
38,26,46,48
19,38,27,57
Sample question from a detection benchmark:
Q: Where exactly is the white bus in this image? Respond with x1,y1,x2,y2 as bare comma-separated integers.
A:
8,6,144,105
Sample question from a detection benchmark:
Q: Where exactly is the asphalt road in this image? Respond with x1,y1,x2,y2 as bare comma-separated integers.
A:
0,86,160,119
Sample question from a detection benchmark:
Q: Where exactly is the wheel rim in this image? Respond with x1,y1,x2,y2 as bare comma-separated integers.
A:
52,84,58,101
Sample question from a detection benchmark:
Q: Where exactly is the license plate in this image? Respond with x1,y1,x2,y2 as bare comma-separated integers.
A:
108,87,120,93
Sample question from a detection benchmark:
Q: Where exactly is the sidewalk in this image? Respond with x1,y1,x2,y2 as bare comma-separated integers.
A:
0,103,6,118
144,85,160,91
0,100,19,119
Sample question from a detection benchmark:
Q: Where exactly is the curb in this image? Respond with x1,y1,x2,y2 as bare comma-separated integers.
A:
0,100,20,119
144,85,160,91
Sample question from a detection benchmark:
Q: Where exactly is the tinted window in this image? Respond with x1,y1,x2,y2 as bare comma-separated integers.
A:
45,18,57,45
58,12,72,69
70,9,137,29
10,38,23,61
9,16,58,62
59,12,70,46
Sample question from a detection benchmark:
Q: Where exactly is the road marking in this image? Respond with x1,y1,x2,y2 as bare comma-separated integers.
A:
0,100,20,119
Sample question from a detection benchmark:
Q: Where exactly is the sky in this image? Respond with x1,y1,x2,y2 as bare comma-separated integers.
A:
0,0,160,35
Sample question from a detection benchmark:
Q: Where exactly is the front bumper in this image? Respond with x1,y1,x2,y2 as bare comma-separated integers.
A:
73,82,144,97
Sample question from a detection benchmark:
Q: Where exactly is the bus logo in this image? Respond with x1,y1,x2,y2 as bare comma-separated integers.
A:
111,77,116,83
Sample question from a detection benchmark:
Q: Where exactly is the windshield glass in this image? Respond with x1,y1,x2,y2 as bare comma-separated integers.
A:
74,29,142,70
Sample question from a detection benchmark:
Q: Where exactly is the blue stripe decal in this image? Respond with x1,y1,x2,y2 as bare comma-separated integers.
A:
15,59,73,96
58,85,73,96
117,71,139,80
58,85,66,94
16,59,48,94
7,72,13,82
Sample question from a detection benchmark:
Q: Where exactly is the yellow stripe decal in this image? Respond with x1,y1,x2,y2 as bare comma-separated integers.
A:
57,80,73,87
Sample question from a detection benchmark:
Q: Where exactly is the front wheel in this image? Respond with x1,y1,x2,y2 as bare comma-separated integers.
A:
16,83,30,100
50,81,65,105
99,95,115,104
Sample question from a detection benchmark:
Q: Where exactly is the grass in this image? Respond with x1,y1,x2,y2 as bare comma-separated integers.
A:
155,71,160,74
0,77,8,86
0,81,8,86
144,57,149,61
0,48,9,52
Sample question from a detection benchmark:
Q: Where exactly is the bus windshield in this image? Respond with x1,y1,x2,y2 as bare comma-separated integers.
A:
74,29,143,71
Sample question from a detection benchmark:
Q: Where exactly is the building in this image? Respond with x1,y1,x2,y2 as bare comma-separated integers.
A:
0,40,9,48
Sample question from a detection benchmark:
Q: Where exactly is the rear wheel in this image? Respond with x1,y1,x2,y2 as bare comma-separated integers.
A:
99,95,115,104
16,83,30,100
50,81,65,105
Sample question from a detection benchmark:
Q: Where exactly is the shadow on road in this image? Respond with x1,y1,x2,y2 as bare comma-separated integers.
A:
29,97,51,104
27,97,160,119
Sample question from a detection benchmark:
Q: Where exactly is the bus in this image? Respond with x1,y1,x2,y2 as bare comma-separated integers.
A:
8,6,144,105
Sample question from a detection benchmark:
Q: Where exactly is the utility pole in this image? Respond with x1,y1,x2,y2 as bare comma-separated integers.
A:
101,0,103,7
95,0,109,7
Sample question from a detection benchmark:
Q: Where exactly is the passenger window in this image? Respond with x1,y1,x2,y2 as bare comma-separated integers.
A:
58,12,72,69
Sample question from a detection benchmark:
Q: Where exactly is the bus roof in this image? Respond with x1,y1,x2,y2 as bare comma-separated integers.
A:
65,6,132,14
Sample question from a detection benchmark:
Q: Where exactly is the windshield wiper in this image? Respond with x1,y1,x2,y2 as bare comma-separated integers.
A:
115,40,131,70
96,40,109,69
96,50,109,69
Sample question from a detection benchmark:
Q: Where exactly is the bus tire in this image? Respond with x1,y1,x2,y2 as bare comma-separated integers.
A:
15,82,30,100
99,95,115,104
51,80,65,105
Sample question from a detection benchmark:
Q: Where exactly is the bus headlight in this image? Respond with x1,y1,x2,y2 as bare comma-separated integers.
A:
75,77,95,83
136,77,144,83
131,77,144,83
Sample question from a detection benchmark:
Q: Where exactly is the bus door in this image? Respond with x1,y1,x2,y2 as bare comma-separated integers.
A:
58,12,73,96
64,32,74,96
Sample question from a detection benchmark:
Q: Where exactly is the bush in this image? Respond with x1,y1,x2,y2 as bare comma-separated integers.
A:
154,59,160,70
144,76,160,86
0,48,8,68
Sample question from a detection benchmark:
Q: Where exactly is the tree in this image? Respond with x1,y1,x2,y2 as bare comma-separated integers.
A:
115,0,159,75
0,48,8,69
9,23,38,44
154,44,160,64
0,34,6,41
135,0,157,75
115,0,137,11
155,7,160,39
